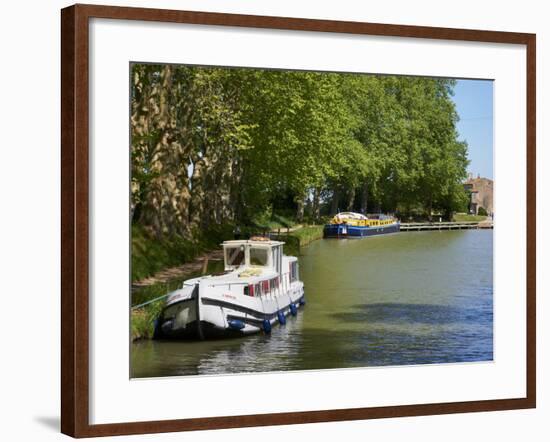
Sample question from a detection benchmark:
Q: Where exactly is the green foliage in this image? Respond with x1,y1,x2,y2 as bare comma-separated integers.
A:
271,214,295,228
453,213,487,222
131,64,471,245
132,225,194,282
131,223,233,282
250,207,297,231
131,301,164,341
477,207,488,216
250,205,274,230
291,226,325,246
272,226,325,257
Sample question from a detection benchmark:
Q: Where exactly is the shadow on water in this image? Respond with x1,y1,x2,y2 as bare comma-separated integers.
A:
132,304,493,377
330,302,493,326
295,326,493,369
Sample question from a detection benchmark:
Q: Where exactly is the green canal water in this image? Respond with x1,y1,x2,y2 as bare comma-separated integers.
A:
131,230,493,378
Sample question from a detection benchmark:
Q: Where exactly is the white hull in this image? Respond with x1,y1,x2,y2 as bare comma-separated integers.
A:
155,276,305,339
154,238,305,339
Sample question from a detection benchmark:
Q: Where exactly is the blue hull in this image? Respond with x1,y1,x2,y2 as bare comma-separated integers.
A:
324,222,400,238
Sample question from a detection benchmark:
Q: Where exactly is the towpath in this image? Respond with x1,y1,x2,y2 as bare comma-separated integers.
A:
269,224,302,234
131,249,224,292
132,225,305,291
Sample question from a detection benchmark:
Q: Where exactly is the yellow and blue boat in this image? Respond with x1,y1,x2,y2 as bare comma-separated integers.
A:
324,212,400,238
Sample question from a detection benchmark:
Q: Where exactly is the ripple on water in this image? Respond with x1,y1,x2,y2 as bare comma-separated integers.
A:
131,230,493,377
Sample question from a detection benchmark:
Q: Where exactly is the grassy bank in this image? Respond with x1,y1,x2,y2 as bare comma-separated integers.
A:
132,224,234,282
131,300,164,341
453,214,487,222
272,225,324,256
131,259,225,341
132,221,323,283
251,212,297,231
290,225,325,246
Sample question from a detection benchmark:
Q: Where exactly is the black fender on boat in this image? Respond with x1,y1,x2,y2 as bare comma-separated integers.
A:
194,283,204,340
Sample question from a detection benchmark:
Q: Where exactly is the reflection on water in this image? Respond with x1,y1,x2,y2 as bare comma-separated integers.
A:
131,230,493,377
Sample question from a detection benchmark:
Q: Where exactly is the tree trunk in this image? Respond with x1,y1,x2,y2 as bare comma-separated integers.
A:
360,182,368,214
312,187,321,222
232,158,245,224
189,155,208,231
330,188,340,215
296,194,306,222
346,187,356,212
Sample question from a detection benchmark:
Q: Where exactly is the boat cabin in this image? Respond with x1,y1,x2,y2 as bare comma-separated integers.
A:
222,238,284,274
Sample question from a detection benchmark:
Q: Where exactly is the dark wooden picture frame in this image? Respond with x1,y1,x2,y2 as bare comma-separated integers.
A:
61,3,536,438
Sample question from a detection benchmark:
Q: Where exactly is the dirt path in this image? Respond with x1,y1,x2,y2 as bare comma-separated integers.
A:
132,226,304,291
269,224,302,234
131,249,224,291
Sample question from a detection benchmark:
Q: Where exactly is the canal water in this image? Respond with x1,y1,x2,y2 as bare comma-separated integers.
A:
131,230,493,378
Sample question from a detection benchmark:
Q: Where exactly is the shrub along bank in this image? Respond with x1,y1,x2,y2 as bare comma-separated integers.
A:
131,224,234,282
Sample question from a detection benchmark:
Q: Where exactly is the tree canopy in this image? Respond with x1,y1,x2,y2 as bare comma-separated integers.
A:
131,64,469,237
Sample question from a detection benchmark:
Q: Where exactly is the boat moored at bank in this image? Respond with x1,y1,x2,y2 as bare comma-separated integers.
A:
324,212,400,238
153,237,305,340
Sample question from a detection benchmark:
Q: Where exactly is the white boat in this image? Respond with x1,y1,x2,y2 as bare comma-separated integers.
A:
153,237,305,339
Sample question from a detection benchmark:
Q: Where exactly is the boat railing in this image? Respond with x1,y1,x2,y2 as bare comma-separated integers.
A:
329,218,396,227
206,281,248,289
400,221,481,227
205,270,296,298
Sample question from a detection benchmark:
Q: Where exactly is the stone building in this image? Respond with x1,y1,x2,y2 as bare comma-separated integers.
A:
464,175,493,215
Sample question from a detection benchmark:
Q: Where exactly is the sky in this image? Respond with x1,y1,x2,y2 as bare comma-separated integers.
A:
451,79,494,180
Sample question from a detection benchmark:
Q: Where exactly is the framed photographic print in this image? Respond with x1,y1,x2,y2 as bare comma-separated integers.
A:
61,3,536,437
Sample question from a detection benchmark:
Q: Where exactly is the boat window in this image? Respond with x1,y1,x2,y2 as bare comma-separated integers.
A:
250,247,268,266
272,246,281,274
290,261,298,282
225,247,245,267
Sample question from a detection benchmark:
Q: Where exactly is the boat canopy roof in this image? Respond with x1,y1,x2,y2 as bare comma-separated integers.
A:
333,212,369,221
222,237,285,248
222,237,286,272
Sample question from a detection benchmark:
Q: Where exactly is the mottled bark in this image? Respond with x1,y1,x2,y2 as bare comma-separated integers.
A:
330,188,340,215
296,194,306,222
360,182,368,214
189,153,208,231
312,187,321,222
131,65,195,238
346,187,356,211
